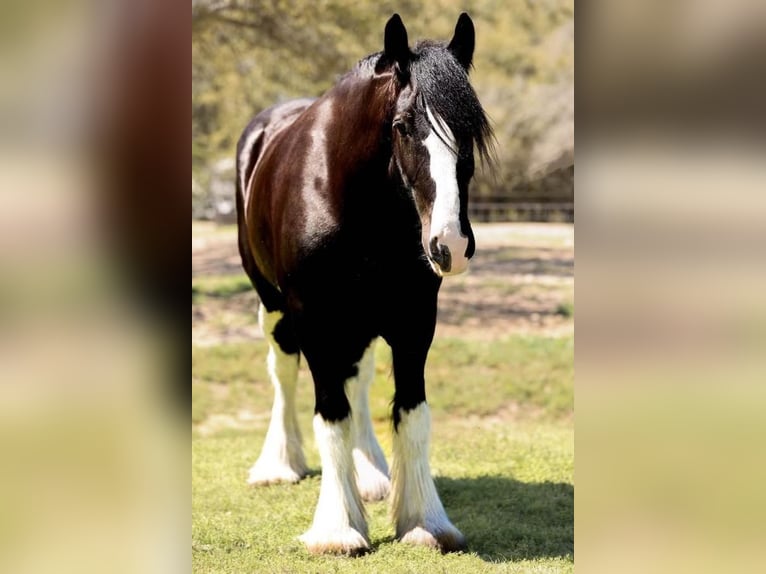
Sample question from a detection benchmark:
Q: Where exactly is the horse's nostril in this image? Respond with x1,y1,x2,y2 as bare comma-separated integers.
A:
440,245,452,272
429,237,440,260
429,237,452,272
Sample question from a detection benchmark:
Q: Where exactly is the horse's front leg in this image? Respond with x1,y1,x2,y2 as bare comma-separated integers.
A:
297,332,371,555
389,336,466,552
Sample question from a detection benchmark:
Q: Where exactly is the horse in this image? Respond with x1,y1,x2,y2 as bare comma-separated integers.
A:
235,12,493,555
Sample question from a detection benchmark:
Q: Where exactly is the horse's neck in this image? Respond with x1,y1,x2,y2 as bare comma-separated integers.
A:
326,76,395,173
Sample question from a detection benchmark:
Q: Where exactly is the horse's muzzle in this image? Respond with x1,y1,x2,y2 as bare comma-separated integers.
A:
428,233,469,275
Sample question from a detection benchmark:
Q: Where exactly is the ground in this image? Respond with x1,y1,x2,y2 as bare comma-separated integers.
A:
192,221,574,573
192,222,573,345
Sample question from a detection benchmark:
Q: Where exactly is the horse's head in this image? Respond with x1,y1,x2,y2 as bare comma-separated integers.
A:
384,13,492,277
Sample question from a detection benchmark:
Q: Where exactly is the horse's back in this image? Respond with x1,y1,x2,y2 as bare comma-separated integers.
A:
236,98,316,212
235,98,315,311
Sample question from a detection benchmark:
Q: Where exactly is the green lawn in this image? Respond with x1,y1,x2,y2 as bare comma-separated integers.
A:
192,336,573,573
192,275,254,302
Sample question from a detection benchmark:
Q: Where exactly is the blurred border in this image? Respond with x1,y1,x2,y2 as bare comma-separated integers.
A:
3,0,766,572
577,1,766,573
0,1,189,573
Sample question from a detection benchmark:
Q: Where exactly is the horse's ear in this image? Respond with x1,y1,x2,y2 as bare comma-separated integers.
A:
448,12,475,71
384,13,410,75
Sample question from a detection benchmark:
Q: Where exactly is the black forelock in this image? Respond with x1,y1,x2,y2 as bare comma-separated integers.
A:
409,41,494,164
353,44,494,164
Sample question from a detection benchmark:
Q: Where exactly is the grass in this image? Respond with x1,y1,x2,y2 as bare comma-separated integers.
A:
193,423,572,573
192,275,253,302
192,336,573,425
192,336,573,573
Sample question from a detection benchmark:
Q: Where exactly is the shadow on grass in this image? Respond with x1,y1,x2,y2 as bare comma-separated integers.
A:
437,476,573,562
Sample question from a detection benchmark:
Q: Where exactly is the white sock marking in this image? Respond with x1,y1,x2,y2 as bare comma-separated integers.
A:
346,339,390,501
299,415,369,553
247,306,307,484
391,402,464,548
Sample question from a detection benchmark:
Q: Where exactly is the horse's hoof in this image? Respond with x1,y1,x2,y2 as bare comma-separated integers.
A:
246,460,307,485
353,450,390,502
358,477,391,502
298,527,370,556
399,525,467,553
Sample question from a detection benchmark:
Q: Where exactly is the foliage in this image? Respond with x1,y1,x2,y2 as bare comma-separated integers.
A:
192,0,574,213
555,301,573,318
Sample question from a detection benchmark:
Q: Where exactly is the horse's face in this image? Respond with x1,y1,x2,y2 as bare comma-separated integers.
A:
391,92,475,276
385,13,487,277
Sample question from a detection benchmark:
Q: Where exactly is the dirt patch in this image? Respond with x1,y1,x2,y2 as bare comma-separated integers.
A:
192,222,573,343
192,229,243,278
195,409,269,437
436,233,573,339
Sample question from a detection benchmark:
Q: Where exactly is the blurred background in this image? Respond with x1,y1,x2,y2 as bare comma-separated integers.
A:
1,1,188,573
578,2,766,574
0,0,764,573
192,0,574,223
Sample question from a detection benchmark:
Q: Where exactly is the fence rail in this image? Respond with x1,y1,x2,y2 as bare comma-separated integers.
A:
204,198,574,224
468,201,574,223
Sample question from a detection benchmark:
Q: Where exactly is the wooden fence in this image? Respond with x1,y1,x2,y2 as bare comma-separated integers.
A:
468,200,574,223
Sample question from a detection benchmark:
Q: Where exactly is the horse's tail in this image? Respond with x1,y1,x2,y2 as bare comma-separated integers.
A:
235,117,285,313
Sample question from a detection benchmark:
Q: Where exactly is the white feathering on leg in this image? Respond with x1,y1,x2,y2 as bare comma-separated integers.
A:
347,339,391,501
299,415,369,555
247,306,308,485
391,402,466,551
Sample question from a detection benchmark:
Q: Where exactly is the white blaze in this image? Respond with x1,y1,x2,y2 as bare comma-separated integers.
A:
423,105,469,275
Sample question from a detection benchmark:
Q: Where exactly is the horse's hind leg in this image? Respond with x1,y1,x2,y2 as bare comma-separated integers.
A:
247,304,308,485
346,338,391,501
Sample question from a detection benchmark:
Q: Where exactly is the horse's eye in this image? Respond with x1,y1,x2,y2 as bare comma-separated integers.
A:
393,119,408,137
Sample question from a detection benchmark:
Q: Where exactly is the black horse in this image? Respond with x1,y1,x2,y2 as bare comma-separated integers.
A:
235,13,492,555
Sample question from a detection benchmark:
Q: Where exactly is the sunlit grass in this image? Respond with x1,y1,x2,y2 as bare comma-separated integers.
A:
192,274,252,302
192,334,573,572
192,421,573,573
192,335,573,425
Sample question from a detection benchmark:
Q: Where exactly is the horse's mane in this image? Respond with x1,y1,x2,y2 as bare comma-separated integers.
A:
351,42,494,165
